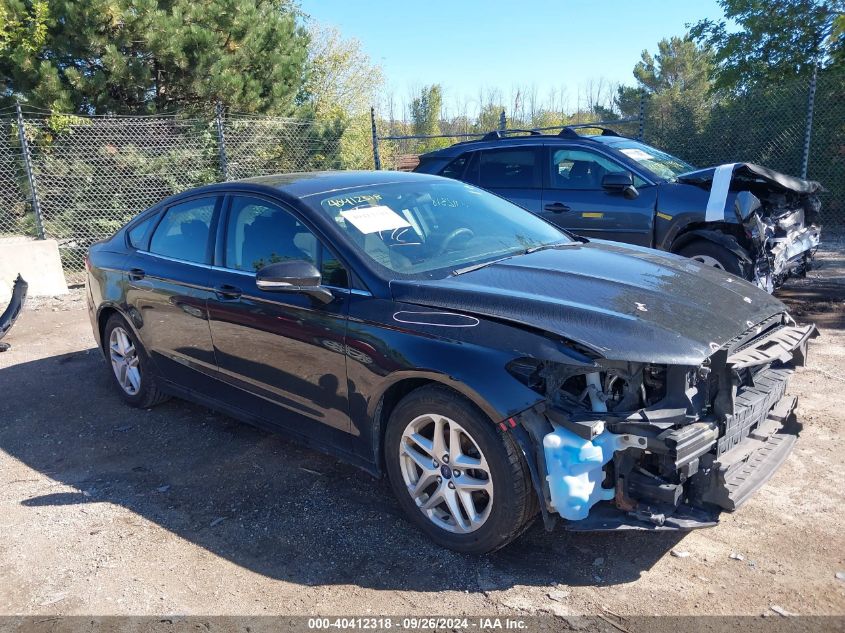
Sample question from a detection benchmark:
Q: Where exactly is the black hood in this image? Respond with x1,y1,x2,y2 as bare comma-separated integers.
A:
677,162,822,194
390,241,787,366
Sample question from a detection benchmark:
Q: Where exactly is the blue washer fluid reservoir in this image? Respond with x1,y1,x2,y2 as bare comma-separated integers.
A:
543,424,623,521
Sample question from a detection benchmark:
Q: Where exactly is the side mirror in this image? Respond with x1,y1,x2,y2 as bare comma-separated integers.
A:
256,260,333,303
601,172,639,199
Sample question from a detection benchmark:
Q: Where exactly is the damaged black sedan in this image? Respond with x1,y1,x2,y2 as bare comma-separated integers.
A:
86,171,817,553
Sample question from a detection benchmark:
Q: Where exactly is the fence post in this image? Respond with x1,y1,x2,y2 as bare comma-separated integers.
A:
15,102,45,240
498,109,506,131
637,89,646,140
800,65,818,180
370,107,382,171
215,101,229,181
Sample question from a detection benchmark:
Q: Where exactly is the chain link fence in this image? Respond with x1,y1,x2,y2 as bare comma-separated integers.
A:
0,115,29,241
0,109,345,284
641,66,844,228
2,69,842,286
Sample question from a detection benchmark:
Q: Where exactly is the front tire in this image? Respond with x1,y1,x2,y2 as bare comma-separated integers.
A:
103,314,170,409
384,385,536,553
677,239,748,279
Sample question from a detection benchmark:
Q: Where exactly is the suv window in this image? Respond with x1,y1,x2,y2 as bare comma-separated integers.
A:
149,197,217,263
225,196,347,287
550,147,645,190
478,148,540,189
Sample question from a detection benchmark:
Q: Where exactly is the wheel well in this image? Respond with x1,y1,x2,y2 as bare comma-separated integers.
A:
372,378,489,473
97,307,119,350
670,222,747,254
373,378,432,470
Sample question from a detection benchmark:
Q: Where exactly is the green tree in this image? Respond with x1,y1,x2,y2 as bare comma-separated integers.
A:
299,24,385,169
409,84,449,151
0,0,309,114
691,0,845,91
477,103,505,132
301,24,383,120
616,36,714,148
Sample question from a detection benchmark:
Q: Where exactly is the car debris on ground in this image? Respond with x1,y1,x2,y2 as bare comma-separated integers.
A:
0,274,27,352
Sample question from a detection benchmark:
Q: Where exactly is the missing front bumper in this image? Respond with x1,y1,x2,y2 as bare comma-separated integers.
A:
550,392,801,532
756,225,821,290
700,394,799,511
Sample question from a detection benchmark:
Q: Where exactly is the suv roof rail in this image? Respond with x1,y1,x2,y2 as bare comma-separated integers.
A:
558,124,622,138
481,129,542,141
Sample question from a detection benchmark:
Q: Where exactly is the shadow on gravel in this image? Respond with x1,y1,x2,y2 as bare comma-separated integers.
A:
0,348,682,592
775,244,844,330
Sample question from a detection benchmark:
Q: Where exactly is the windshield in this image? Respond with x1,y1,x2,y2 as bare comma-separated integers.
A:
305,180,570,279
608,140,695,180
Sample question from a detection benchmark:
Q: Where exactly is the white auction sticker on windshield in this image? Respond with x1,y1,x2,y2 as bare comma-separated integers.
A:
620,148,654,161
340,205,411,234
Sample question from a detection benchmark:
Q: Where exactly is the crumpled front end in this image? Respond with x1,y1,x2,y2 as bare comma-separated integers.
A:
510,313,818,531
740,189,821,292
679,162,823,292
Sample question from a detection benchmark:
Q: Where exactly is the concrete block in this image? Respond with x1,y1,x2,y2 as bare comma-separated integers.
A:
0,238,69,303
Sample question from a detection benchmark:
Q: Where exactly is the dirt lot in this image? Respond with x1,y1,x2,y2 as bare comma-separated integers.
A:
1,240,843,620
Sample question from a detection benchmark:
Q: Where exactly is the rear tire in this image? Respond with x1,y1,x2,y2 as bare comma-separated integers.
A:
677,239,748,279
384,385,536,553
103,314,170,409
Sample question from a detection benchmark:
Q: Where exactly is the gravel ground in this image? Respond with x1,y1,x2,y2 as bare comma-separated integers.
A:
0,241,843,620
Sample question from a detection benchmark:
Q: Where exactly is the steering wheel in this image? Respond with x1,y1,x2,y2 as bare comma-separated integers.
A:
436,227,475,256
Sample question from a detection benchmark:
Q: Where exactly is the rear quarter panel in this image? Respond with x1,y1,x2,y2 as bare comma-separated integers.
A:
87,238,131,349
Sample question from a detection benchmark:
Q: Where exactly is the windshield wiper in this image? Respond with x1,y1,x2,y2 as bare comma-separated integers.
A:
451,242,575,276
524,241,576,254
451,254,518,276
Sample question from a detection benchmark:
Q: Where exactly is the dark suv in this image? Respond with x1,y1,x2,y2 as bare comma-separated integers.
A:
414,126,822,291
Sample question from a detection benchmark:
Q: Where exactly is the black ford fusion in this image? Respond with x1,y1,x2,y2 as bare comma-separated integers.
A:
86,170,817,553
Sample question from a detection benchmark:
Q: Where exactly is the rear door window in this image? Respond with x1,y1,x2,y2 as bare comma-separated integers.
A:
149,197,217,264
127,213,158,249
478,147,541,189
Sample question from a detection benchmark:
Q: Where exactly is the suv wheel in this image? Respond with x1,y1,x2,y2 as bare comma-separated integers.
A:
678,239,748,279
384,385,536,553
103,314,170,408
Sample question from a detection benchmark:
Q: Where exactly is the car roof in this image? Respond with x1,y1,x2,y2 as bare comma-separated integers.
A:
187,170,441,199
419,131,639,159
241,169,445,197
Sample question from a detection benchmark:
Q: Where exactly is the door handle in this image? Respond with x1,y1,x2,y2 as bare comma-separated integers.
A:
128,268,145,281
544,202,571,213
214,284,242,300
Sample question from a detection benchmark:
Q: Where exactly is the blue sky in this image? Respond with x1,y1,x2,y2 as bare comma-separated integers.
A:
300,0,727,117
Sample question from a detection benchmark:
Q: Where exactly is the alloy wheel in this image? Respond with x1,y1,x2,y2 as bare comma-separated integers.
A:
109,326,141,395
398,413,494,533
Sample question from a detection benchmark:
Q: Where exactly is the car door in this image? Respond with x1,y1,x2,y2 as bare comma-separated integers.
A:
465,146,543,213
206,194,352,433
124,194,221,391
540,145,658,246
